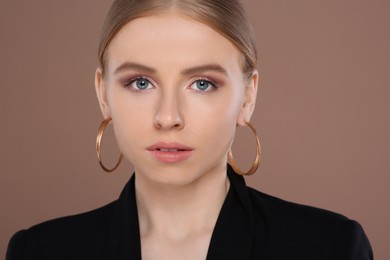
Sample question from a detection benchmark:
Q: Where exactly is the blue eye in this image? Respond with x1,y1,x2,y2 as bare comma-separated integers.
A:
126,78,153,91
135,78,150,90
191,80,216,92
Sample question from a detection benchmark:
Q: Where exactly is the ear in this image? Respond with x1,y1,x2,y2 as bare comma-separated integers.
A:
95,67,111,119
236,70,259,126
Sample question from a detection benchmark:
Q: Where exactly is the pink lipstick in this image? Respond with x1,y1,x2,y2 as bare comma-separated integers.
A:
146,142,194,163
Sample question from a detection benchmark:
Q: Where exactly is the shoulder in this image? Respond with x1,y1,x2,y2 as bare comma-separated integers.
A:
247,187,373,259
6,201,116,260
247,186,349,228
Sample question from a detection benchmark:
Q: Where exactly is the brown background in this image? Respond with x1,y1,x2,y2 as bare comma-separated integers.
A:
0,0,389,258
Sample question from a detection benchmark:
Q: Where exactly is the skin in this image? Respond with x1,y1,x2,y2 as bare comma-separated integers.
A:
95,11,258,260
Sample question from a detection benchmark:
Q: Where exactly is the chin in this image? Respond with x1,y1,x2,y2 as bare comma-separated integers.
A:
146,165,199,186
135,162,219,188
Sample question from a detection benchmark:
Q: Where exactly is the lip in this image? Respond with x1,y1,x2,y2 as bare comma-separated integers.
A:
146,142,194,163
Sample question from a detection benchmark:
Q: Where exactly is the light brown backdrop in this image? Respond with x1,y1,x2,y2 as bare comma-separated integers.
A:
1,0,389,258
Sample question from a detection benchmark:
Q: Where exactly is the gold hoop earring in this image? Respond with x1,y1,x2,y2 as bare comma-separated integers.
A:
228,121,261,175
96,117,123,173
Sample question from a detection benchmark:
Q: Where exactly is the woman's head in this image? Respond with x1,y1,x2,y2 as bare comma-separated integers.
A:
95,0,259,185
98,0,257,78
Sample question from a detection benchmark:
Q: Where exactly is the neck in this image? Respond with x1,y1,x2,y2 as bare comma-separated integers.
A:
135,163,230,242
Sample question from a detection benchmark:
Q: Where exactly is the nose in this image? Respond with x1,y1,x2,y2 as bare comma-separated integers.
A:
154,92,184,130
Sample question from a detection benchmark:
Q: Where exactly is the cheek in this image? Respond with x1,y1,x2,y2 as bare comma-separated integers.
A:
107,87,155,155
185,88,244,144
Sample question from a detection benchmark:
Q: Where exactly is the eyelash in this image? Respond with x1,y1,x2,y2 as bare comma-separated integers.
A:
124,76,154,93
189,78,218,93
123,76,219,93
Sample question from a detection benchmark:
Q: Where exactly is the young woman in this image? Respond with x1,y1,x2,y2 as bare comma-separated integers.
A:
7,0,373,259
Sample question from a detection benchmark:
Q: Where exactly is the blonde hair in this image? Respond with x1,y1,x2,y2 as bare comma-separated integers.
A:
98,0,257,77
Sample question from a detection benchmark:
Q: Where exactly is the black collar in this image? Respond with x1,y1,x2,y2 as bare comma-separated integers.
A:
103,165,255,260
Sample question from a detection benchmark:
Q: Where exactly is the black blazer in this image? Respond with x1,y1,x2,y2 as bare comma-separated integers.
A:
7,166,373,259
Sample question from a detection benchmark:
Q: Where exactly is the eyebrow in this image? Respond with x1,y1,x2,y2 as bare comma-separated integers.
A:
114,62,156,75
181,64,228,76
114,62,228,76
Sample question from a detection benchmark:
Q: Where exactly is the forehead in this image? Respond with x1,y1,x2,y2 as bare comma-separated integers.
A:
106,12,242,74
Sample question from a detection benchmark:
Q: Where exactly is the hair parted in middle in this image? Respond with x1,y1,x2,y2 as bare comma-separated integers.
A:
98,0,257,78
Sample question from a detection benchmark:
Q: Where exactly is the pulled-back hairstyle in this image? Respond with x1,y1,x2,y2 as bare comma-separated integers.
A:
98,0,257,78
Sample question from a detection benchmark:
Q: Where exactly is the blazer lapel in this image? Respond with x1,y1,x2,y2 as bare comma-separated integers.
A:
206,165,254,260
103,174,142,260
102,166,255,260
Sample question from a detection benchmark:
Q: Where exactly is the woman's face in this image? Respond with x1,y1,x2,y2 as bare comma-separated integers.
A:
95,12,258,185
